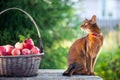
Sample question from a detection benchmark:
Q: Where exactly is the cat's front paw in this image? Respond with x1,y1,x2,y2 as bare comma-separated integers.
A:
90,72,95,75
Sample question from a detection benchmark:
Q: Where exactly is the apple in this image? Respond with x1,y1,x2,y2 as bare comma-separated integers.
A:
22,49,31,55
31,46,40,54
11,48,21,56
23,38,34,49
15,42,23,50
4,45,14,55
1,52,8,56
0,46,6,56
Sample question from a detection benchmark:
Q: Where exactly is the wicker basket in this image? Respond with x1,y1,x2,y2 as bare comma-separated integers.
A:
0,8,44,77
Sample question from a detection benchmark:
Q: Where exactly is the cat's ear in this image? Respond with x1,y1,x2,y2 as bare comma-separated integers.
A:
85,18,88,21
91,15,96,24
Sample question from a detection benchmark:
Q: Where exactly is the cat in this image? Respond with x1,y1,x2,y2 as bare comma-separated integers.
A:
63,15,104,76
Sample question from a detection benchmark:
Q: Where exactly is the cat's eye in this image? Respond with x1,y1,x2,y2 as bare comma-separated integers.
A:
85,23,88,26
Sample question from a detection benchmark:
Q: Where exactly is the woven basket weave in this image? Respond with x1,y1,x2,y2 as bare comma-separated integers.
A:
0,8,44,77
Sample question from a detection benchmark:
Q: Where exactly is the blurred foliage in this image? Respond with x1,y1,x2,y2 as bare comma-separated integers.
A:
116,24,120,31
0,0,120,80
0,0,79,69
95,46,120,80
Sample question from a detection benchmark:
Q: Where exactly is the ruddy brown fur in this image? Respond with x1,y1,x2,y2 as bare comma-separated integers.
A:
63,15,104,76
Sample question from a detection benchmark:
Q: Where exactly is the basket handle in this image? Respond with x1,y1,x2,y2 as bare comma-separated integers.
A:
0,7,44,54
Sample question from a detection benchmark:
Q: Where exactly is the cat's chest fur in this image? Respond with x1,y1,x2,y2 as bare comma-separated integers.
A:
87,34,103,57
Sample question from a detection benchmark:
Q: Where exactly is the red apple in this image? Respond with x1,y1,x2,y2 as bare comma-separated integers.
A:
31,46,40,54
11,48,21,56
0,46,6,56
21,49,31,55
4,45,14,55
15,42,23,50
23,38,34,49
1,52,8,56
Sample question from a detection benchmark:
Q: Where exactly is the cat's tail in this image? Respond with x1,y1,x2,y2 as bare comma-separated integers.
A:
63,63,76,76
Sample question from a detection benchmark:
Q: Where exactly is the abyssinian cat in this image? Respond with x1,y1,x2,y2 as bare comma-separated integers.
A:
63,15,104,76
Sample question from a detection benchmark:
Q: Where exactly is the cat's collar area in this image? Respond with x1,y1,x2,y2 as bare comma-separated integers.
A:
90,33,102,37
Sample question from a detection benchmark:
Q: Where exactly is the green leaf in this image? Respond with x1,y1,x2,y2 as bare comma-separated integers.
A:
19,35,25,42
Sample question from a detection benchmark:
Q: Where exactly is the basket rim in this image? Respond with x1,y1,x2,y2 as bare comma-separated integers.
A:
0,53,44,58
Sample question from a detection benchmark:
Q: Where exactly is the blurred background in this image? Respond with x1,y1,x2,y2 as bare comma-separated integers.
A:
0,0,120,80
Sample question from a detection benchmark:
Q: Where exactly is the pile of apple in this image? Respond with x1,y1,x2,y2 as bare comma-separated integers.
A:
0,38,41,56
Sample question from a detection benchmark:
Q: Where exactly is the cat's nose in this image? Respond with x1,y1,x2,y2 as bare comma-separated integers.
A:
80,27,83,31
80,25,83,29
